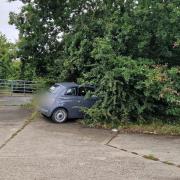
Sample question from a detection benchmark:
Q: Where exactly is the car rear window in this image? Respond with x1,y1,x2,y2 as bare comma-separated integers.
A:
65,87,77,96
49,84,60,94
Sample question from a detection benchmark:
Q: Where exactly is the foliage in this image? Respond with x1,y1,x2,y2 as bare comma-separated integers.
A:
83,39,180,125
0,33,18,79
122,122,180,136
9,0,180,80
85,62,179,124
10,60,21,80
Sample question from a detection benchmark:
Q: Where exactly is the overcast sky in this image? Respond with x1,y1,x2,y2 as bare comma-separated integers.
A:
0,0,23,43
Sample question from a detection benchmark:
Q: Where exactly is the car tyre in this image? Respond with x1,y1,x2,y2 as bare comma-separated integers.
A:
52,108,68,123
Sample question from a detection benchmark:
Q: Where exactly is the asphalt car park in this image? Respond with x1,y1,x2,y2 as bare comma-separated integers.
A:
0,96,180,180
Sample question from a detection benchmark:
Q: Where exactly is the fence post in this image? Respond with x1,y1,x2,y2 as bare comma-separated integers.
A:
24,81,25,96
11,80,13,96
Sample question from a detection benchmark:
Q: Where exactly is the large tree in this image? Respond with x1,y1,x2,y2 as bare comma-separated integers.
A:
10,0,180,80
0,33,16,79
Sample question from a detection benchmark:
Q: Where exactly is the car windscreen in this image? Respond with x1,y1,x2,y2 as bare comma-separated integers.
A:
49,84,60,94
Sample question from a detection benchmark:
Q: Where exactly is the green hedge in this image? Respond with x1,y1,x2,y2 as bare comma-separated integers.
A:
83,39,180,125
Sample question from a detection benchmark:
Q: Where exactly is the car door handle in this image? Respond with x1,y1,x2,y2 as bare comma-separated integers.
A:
78,100,81,103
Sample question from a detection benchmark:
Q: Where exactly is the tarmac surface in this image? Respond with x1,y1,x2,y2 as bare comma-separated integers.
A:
0,95,32,106
0,96,180,180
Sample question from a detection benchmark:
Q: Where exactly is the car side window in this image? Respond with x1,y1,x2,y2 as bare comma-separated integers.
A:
78,87,86,96
78,87,95,96
65,87,77,96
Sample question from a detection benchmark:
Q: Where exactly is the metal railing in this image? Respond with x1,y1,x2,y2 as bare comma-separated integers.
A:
0,79,40,96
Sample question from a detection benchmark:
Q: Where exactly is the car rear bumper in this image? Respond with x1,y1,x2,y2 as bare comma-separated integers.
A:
39,106,51,117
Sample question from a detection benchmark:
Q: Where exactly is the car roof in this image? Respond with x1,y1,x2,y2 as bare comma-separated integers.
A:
55,82,78,88
55,82,95,89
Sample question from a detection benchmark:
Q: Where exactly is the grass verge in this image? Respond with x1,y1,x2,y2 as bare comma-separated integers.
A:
120,122,180,136
81,119,180,136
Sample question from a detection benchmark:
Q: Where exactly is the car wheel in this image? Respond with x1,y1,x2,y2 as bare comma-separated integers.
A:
52,108,68,123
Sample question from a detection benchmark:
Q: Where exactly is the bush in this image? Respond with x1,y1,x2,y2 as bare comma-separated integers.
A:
84,55,180,126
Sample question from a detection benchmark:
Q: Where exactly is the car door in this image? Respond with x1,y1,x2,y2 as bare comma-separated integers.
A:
60,87,82,118
77,86,97,114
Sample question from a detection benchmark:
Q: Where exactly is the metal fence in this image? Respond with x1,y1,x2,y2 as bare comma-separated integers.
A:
0,79,39,96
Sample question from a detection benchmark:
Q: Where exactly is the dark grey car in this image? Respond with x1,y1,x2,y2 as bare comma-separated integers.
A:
40,82,96,123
